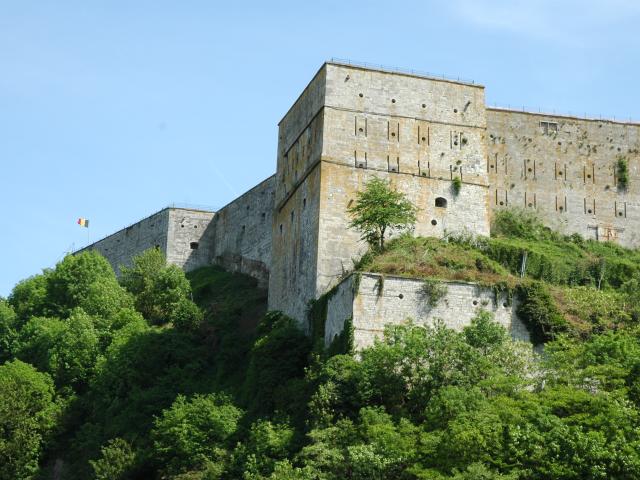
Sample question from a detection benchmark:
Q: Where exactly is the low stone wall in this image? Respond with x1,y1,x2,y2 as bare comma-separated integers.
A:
325,272,530,350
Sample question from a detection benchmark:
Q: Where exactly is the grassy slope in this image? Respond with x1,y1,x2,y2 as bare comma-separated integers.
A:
357,231,639,337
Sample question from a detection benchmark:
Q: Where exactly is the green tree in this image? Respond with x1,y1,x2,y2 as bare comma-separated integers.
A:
242,312,312,414
119,249,202,329
347,177,417,250
15,311,99,391
0,360,60,480
47,251,132,319
231,420,295,478
89,438,136,480
0,300,18,362
9,272,52,321
152,393,242,476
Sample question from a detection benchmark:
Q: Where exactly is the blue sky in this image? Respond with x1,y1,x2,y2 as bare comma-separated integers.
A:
1,0,639,296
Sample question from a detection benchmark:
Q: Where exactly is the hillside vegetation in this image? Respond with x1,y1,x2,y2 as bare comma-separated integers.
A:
358,209,640,341
2,214,640,479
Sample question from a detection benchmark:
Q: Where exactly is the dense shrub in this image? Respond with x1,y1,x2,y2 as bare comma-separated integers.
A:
151,393,242,476
0,360,60,480
491,208,557,241
516,282,568,344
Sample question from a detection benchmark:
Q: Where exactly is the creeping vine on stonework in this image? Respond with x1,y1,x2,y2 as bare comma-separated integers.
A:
376,275,385,297
617,157,629,191
420,279,448,307
452,177,462,196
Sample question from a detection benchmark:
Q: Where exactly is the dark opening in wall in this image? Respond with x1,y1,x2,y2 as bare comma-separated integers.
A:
431,219,438,226
435,197,448,208
261,212,266,220
190,242,199,250
303,198,307,209
540,121,559,135
279,224,283,234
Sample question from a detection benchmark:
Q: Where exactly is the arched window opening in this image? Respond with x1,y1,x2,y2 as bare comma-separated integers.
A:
435,197,448,208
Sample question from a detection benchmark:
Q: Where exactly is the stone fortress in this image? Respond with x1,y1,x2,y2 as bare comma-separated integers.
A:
80,60,639,347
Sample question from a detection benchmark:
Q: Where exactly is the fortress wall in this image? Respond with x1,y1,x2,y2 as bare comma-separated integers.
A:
323,63,489,185
314,63,491,299
77,209,171,273
269,167,322,326
212,176,275,287
269,68,328,325
487,109,640,247
316,163,490,295
326,273,530,350
276,66,326,206
166,209,216,271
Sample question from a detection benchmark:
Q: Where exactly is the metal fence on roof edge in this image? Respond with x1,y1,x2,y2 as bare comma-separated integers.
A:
327,59,638,124
168,202,218,212
489,104,639,124
329,57,476,85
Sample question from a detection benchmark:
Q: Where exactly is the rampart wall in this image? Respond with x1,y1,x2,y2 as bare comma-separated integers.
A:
166,209,216,271
487,109,640,246
79,208,216,273
269,67,326,324
212,176,275,287
77,209,171,273
325,273,531,350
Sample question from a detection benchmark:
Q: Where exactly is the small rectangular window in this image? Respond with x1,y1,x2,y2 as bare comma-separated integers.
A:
540,121,558,135
190,242,199,250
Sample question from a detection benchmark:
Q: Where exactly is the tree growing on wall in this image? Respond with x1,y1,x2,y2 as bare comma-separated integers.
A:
348,177,417,250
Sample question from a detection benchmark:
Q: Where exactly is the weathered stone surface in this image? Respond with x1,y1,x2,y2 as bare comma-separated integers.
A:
78,208,214,273
271,62,492,325
212,176,275,288
326,273,530,350
487,109,640,247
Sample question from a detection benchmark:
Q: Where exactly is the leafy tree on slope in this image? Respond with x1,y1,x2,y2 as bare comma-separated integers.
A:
348,177,417,250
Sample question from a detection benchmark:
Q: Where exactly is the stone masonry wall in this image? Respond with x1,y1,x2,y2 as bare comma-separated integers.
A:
77,209,171,274
487,109,640,247
166,208,216,271
269,66,327,324
326,273,530,350
314,63,491,303
78,207,217,274
212,176,275,288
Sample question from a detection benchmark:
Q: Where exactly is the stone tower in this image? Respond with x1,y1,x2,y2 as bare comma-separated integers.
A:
269,61,492,325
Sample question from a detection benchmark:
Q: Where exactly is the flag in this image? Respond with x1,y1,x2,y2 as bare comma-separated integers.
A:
77,218,90,228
